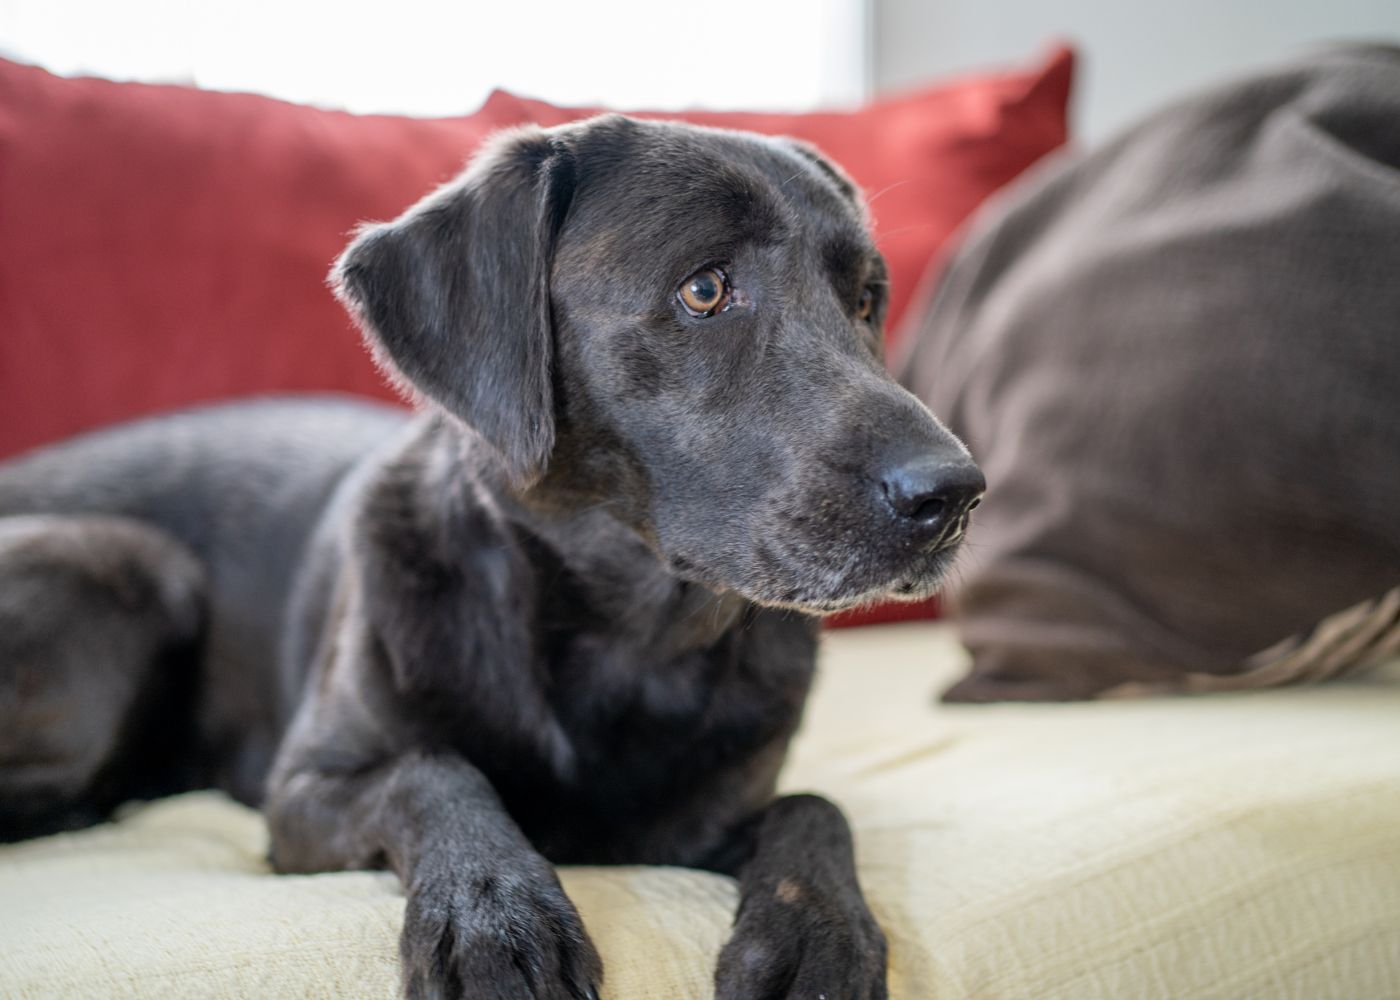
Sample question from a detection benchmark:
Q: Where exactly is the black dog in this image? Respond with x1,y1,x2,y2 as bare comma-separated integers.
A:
0,115,983,999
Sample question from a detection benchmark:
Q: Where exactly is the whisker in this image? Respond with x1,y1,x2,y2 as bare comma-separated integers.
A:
864,178,911,207
873,221,937,242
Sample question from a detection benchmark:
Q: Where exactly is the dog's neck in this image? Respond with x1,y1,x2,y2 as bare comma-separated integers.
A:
433,419,752,658
510,490,751,659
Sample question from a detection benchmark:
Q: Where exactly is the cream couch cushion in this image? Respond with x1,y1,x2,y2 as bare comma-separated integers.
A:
2,623,1398,998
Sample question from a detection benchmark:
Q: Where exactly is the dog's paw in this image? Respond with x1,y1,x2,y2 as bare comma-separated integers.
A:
714,878,888,1000
400,861,602,1000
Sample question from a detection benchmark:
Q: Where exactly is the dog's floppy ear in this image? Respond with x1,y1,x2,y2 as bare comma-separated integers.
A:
333,127,576,487
779,138,864,213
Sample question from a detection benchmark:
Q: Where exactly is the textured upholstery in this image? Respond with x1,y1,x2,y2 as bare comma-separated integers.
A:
3,624,1397,998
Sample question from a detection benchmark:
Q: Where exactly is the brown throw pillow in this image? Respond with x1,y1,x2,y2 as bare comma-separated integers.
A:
901,45,1400,701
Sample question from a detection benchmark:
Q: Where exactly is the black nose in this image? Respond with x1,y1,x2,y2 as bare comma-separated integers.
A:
880,454,986,546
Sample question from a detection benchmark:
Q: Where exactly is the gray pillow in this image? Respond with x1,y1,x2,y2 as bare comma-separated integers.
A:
901,45,1400,701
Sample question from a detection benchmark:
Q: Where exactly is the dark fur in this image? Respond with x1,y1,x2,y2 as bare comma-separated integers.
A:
0,116,982,999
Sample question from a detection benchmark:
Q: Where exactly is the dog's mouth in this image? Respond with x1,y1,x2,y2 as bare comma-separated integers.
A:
766,489,975,613
669,529,966,617
767,542,962,615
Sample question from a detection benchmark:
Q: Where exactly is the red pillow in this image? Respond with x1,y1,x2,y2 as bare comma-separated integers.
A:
0,59,530,458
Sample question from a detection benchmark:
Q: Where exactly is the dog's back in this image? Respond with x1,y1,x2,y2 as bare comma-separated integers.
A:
0,396,406,553
0,396,408,802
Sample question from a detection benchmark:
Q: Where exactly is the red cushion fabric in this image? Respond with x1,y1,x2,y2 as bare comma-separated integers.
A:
0,59,530,458
0,49,1073,626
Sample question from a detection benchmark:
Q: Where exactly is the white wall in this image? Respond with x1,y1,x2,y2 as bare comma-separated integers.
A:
0,0,869,115
8,0,1396,133
872,0,1400,143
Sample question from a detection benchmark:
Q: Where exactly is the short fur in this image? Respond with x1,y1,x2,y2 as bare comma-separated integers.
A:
0,115,982,999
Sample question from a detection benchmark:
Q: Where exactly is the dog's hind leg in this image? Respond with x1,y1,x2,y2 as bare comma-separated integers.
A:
0,515,205,841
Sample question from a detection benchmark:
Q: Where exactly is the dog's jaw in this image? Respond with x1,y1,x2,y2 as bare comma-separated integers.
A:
652,523,966,617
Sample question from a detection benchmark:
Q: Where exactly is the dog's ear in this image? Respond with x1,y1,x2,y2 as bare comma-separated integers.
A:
779,138,864,212
333,127,576,487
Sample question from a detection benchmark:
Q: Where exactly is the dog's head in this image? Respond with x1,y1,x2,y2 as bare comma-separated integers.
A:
334,115,982,613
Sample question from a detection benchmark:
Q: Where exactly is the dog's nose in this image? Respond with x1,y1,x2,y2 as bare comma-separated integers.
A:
880,454,986,546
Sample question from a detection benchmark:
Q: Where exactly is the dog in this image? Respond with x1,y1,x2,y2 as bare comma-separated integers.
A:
0,114,983,999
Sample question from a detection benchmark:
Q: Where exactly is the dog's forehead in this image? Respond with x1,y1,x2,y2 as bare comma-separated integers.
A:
561,118,871,260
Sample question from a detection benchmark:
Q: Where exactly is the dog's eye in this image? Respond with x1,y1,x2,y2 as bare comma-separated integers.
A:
857,287,875,321
678,267,731,317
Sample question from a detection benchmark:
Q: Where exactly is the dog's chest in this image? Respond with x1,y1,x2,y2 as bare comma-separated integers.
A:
473,512,818,862
513,602,816,863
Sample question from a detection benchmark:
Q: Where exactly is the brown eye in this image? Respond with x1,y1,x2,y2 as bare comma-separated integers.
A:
857,287,875,321
678,267,730,316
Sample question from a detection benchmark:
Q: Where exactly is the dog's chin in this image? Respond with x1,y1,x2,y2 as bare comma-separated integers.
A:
768,574,946,616
686,544,961,617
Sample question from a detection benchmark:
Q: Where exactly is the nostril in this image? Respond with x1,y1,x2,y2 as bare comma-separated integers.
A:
909,495,946,524
967,495,983,511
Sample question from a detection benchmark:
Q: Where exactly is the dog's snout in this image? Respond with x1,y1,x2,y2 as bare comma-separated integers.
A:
880,455,985,546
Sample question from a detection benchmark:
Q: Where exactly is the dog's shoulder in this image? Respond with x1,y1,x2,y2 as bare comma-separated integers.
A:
349,413,541,670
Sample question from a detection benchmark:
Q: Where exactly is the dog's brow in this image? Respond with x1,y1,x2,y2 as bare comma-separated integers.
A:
822,231,878,299
704,168,791,246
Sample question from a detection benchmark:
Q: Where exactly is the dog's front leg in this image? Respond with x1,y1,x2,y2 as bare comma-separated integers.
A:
713,794,887,1000
266,751,601,1000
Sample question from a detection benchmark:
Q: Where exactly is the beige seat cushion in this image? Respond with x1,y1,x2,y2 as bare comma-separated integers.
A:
2,623,1398,999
